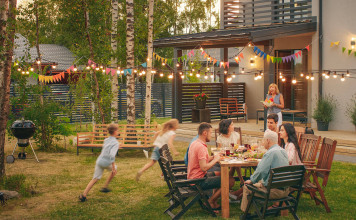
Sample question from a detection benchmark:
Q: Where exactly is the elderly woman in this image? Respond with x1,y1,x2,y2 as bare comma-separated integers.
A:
264,83,284,127
216,119,241,148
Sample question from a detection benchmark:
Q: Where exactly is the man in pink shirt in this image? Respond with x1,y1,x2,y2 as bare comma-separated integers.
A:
188,123,234,210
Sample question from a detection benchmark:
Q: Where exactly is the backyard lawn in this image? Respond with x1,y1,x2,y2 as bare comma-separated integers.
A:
1,140,356,220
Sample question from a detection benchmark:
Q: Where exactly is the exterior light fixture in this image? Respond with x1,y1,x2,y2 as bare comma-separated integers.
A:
341,74,345,81
73,65,78,72
325,71,330,79
351,37,355,49
241,68,245,74
300,72,304,77
86,64,90,70
282,77,286,82
160,73,164,77
292,78,297,84
333,71,337,78
310,73,315,80
346,70,350,77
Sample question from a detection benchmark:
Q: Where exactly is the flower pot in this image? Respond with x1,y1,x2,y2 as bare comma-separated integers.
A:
195,100,206,109
317,121,329,131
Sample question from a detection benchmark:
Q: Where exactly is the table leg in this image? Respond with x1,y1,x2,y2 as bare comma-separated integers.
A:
221,166,230,218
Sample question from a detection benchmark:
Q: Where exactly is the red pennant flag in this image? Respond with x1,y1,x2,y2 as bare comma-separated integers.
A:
234,57,240,64
53,74,57,82
226,62,230,69
306,45,310,51
67,69,71,74
213,59,217,65
298,51,302,57
239,53,244,59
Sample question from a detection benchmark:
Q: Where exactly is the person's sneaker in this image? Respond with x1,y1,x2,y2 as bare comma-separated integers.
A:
136,171,142,182
229,193,238,200
79,194,86,202
100,188,111,193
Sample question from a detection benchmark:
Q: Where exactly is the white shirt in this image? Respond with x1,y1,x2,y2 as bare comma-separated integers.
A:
153,130,176,148
216,131,241,148
285,142,303,165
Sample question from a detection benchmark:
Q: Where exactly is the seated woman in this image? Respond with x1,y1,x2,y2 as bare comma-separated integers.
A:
279,123,303,165
217,119,241,149
217,119,243,201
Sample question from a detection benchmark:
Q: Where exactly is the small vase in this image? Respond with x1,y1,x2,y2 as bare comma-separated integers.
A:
195,100,206,109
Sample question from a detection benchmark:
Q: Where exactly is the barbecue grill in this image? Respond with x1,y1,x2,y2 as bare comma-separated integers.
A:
6,120,39,163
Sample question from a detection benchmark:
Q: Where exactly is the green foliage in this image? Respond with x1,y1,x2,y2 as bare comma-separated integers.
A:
346,95,356,126
312,94,337,123
136,110,157,124
0,174,35,197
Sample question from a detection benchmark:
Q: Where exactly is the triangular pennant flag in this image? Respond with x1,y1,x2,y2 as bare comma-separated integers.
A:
282,57,286,63
271,57,275,63
184,55,187,60
288,55,292,62
164,58,167,64
38,75,43,82
106,68,111,75
111,69,116,76
61,72,65,79
191,50,194,56
203,53,208,58
298,51,302,57
213,59,217,65
348,49,352,55
69,65,74,71
263,53,267,59
34,73,39,79
67,68,71,74
226,62,229,69
53,74,58,82
295,52,299,59
334,41,340,46
267,55,270,62
278,57,283,64
220,61,224,68
330,42,334,47
178,57,181,63
187,51,191,58
256,48,261,56
50,76,54,83
168,59,173,65
342,47,346,53
239,53,244,59
253,46,258,53
292,54,296,60
88,59,93,65
306,45,310,51
234,57,240,64
201,51,205,55
216,61,220,67
354,52,356,57
141,62,147,68
259,51,264,58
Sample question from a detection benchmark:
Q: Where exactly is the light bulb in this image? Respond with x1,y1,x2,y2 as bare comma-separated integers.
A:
162,63,166,66
204,75,208,79
176,63,180,67
189,73,193,76
279,75,283,79
346,70,350,77
333,72,337,78
30,67,34,71
181,75,184,79
311,75,315,80
17,68,21,71
241,68,245,74
86,64,90,70
52,65,56,69
341,74,345,81
26,71,29,75
306,75,310,79
207,67,210,71
232,75,236,78
196,73,200,78
100,65,103,69
292,79,297,84
282,78,286,82
160,73,164,77
300,73,304,77
210,74,214,78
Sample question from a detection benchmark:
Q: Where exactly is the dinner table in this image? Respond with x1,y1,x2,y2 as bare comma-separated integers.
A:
219,159,260,218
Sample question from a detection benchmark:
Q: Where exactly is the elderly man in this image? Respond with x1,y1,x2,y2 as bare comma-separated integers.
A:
241,130,289,213
188,123,234,210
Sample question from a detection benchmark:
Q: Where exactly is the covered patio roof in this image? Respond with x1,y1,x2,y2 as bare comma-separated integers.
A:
153,22,317,49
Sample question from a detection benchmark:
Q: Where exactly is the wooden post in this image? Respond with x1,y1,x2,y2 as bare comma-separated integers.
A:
263,42,275,131
222,47,228,98
173,48,183,122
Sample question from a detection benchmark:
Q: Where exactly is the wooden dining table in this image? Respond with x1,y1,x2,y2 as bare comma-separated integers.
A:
220,160,259,218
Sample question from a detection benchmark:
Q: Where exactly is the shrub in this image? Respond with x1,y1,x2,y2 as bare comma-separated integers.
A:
0,174,36,197
312,94,337,123
346,95,356,126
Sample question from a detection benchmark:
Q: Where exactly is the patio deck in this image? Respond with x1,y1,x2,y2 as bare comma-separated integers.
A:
176,119,356,157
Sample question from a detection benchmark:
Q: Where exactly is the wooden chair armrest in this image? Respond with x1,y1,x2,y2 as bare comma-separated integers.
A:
306,168,331,172
172,167,187,172
174,173,187,179
171,160,185,165
175,178,206,186
246,184,268,197
303,161,316,164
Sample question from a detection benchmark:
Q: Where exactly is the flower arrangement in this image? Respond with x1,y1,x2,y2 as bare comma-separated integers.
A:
193,93,209,102
261,97,274,107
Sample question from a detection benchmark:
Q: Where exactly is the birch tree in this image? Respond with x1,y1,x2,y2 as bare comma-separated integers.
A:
126,0,135,124
111,0,119,123
0,0,17,178
144,0,154,125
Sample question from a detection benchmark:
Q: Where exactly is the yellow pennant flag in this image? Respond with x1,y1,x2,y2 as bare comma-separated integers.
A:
39,75,43,82
334,41,340,46
50,76,53,83
165,58,167,63
271,56,275,63
267,55,270,62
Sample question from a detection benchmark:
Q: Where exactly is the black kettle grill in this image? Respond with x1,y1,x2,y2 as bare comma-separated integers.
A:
7,120,39,163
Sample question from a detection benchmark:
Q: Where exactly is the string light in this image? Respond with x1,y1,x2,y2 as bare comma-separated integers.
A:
200,47,203,51
17,68,21,71
254,73,258,80
248,43,252,47
341,74,345,81
322,71,326,77
179,72,182,75
192,68,195,72
100,65,104,69
300,72,304,77
102,68,106,73
292,78,297,84
95,65,100,71
190,61,194,65
282,77,286,82
52,65,56,69
134,69,137,73
210,74,214,79
333,71,337,78
207,67,210,71
196,73,201,78
241,68,245,74
30,67,34,71
325,71,330,79
224,70,227,74
346,70,350,77
26,71,29,75
162,63,166,66
168,73,173,79
204,74,208,79
21,71,25,75
36,57,41,65
311,73,315,80
73,65,78,72
160,73,164,77
176,63,180,67
227,77,232,82
181,75,184,79
306,74,310,80
86,64,90,70
189,72,193,76
142,71,146,75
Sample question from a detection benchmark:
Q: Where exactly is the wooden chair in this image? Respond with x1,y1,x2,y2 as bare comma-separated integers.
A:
303,137,337,213
294,126,306,142
219,98,248,122
158,148,216,219
160,145,187,173
298,134,321,163
241,165,306,220
214,127,242,148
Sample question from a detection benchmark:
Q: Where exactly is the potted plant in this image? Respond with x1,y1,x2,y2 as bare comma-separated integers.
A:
312,95,337,131
193,92,209,109
346,95,356,131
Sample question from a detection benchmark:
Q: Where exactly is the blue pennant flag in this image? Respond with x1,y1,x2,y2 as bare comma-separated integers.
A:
256,48,261,56
216,61,220,67
253,46,258,53
259,51,264,58
263,53,267,59
141,62,147,68
124,69,132,76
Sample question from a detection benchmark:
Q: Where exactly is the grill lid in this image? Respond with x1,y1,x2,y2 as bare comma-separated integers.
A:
11,120,36,139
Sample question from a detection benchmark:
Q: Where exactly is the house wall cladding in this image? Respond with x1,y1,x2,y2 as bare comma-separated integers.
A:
9,83,172,123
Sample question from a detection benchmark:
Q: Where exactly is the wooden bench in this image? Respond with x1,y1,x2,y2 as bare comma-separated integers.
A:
76,123,160,155
219,98,248,122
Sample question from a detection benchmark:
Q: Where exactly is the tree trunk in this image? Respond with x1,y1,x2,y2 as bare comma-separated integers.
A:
111,0,119,123
126,0,135,124
144,0,154,125
83,0,105,124
0,0,16,178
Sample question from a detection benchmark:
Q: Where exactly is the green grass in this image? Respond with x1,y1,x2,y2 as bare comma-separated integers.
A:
2,141,356,219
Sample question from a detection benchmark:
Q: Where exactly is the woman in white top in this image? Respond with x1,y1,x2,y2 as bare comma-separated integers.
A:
136,119,179,181
279,123,303,165
217,119,241,148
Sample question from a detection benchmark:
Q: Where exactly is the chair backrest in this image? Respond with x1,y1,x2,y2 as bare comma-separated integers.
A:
316,138,337,187
299,134,321,162
159,148,182,195
214,127,242,148
219,98,238,114
294,126,306,142
160,144,174,163
267,165,306,192
158,145,175,192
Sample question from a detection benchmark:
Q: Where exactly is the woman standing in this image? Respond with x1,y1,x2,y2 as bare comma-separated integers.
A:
279,123,303,165
264,83,284,127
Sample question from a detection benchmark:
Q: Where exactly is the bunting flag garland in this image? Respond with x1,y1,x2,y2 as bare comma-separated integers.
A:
348,49,353,55
253,44,309,64
330,41,340,47
342,47,346,53
233,53,244,64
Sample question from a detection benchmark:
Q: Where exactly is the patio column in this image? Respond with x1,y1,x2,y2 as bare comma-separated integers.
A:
222,47,228,98
172,48,183,122
263,42,275,131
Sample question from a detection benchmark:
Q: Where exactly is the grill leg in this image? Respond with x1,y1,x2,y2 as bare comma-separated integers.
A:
29,141,39,163
11,142,19,156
